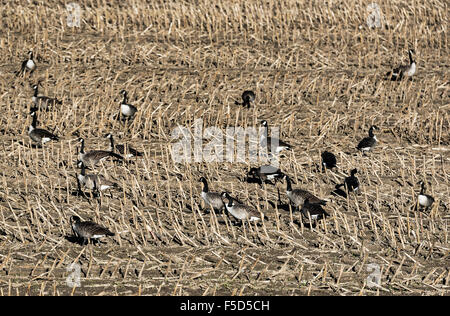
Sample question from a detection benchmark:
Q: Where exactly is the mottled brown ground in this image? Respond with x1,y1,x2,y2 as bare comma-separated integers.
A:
0,0,448,296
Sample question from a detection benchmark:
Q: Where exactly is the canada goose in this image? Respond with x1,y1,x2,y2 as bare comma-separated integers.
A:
70,215,114,245
344,169,360,194
78,138,124,167
283,175,327,209
221,192,262,222
32,83,62,108
260,120,292,154
28,110,59,144
331,183,347,198
387,49,416,81
119,90,137,119
199,177,224,211
357,126,378,153
16,50,36,76
417,181,434,210
105,133,143,158
77,161,118,192
248,165,284,185
321,151,337,170
235,90,255,108
300,198,329,221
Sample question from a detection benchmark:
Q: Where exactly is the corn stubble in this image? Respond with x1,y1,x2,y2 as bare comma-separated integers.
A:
0,0,448,296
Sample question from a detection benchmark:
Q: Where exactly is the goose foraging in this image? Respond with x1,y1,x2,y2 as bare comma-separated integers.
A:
31,83,62,109
247,165,285,185
283,175,327,209
78,138,124,167
77,161,119,193
235,90,255,108
300,198,329,221
70,215,114,245
321,151,337,171
344,169,360,194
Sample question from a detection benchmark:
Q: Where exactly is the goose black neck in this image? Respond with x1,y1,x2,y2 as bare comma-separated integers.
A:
122,93,128,104
201,179,208,193
420,182,425,195
80,139,85,154
33,87,38,97
285,176,292,192
109,135,115,151
227,195,233,207
31,113,37,128
80,163,86,176
369,127,375,138
409,50,414,64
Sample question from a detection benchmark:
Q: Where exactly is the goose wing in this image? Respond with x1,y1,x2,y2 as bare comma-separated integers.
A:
30,128,59,142
76,221,114,238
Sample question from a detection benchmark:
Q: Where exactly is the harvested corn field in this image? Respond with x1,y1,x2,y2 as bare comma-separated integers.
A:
0,0,448,296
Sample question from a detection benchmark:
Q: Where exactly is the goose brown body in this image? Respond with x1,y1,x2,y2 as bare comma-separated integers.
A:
284,175,326,208
70,216,114,244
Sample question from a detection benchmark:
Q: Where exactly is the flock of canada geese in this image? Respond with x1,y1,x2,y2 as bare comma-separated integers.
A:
16,48,436,245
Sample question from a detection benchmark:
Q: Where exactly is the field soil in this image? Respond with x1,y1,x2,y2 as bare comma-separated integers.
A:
0,0,448,295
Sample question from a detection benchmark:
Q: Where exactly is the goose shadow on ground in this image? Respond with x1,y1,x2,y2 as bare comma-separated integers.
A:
16,140,43,149
64,235,103,245
292,218,322,230
54,186,99,199
331,184,348,198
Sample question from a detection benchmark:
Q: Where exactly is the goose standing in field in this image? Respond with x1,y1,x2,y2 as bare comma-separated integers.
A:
283,175,327,209
16,50,36,76
28,110,59,145
199,177,224,211
70,215,115,245
321,151,337,171
77,161,118,193
119,90,137,119
344,169,360,194
247,165,285,185
31,83,62,109
357,125,378,153
387,49,416,81
105,133,143,158
235,90,255,108
260,120,292,154
78,138,124,167
300,198,329,221
221,192,262,223
417,180,434,211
